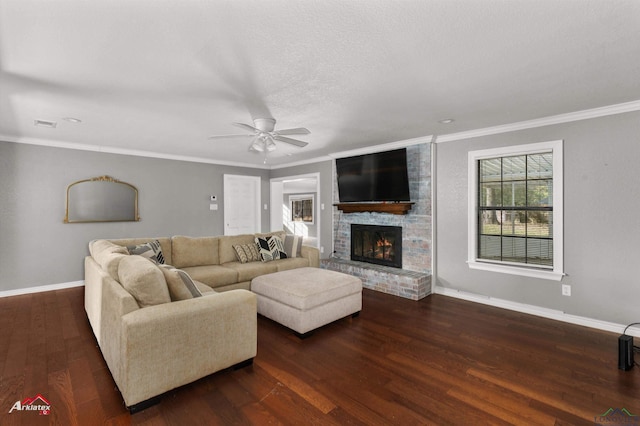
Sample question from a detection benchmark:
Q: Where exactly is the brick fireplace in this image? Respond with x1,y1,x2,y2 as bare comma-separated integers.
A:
351,224,403,269
322,143,432,300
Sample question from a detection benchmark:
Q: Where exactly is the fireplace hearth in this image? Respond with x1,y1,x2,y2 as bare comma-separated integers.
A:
351,224,402,268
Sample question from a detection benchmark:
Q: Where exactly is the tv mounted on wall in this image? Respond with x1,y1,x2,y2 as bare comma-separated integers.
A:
336,148,411,202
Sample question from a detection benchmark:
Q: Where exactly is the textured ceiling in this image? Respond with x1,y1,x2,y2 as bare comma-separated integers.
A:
1,0,639,168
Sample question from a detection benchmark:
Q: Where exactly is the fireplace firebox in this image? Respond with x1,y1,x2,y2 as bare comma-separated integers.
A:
351,224,402,268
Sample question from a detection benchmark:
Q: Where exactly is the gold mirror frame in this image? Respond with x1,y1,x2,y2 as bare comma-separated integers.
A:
64,175,140,223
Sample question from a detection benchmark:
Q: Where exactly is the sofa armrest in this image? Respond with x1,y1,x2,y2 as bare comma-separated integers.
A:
115,290,257,407
300,245,320,268
85,256,139,346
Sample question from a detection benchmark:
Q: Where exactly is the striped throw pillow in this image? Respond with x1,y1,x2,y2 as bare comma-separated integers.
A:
283,234,303,258
158,265,203,301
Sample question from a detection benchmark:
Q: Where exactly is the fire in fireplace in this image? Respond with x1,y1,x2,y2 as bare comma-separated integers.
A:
351,224,402,268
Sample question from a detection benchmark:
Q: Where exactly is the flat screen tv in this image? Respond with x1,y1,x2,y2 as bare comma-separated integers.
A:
336,148,411,202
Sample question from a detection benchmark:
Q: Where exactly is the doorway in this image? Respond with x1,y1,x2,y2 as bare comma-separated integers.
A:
270,173,320,248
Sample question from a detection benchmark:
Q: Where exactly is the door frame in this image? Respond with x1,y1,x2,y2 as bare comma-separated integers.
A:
270,173,320,248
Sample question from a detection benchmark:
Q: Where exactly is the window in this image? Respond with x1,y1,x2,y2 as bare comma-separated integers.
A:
290,194,314,224
468,140,564,280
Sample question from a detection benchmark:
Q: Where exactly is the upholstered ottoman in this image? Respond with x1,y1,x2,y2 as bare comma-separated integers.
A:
251,267,362,336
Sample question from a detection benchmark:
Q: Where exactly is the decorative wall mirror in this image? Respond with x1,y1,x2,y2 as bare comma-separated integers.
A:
290,194,314,224
64,175,140,223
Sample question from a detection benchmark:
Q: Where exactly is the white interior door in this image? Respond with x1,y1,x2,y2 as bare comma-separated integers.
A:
223,174,261,235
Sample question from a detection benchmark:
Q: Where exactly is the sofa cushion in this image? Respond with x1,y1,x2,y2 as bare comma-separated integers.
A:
283,234,303,258
102,252,129,280
171,236,220,268
194,281,216,294
255,236,287,262
118,255,171,308
272,257,310,272
223,261,278,282
90,239,129,258
127,240,165,264
158,265,203,301
219,234,256,264
180,265,239,289
90,240,129,280
233,243,261,264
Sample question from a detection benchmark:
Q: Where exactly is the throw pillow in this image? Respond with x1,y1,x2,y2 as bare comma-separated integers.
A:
127,240,165,264
233,245,249,263
118,255,171,307
158,265,203,301
255,236,288,262
244,242,261,262
283,234,303,258
233,243,262,263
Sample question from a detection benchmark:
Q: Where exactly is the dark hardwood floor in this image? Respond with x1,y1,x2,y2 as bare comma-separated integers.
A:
1,286,639,425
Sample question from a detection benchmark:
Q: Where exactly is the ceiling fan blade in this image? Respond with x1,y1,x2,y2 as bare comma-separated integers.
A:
208,134,253,139
273,135,309,147
232,122,260,133
274,127,310,136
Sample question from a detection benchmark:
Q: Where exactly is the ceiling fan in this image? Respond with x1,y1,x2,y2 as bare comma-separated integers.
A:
208,118,310,153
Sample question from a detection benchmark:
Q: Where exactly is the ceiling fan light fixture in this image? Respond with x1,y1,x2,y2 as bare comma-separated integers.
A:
253,118,276,132
210,117,310,160
265,138,277,152
250,138,265,152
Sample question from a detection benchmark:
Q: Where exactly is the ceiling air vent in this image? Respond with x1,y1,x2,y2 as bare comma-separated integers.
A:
34,119,57,128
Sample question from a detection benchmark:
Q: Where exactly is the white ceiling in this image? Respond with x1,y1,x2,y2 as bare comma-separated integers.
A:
1,0,640,168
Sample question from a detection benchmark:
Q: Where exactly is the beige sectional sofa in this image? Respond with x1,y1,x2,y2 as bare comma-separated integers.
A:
84,231,319,412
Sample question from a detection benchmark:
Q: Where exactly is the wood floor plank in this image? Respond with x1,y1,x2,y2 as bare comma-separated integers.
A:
256,359,337,414
48,370,78,426
1,286,639,425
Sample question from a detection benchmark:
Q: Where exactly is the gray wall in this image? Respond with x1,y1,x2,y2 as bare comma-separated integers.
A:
0,141,269,292
270,160,334,258
436,110,640,325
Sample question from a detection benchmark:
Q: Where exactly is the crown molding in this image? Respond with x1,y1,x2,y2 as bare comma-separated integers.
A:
328,135,435,160
3,99,640,169
435,99,640,143
0,134,270,170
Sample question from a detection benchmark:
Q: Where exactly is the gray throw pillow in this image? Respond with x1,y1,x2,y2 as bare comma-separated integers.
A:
158,265,203,301
284,234,303,258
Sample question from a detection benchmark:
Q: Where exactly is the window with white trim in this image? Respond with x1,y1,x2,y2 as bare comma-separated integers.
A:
468,140,564,281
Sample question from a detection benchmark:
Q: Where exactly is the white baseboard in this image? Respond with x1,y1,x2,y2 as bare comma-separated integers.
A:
434,285,640,338
0,280,84,298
